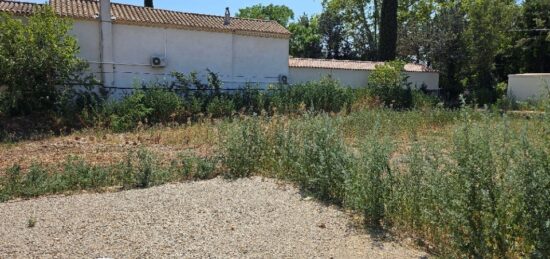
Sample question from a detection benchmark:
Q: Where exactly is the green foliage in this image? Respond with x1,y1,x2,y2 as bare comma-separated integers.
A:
222,118,267,179
236,4,294,27
269,77,353,113
287,115,351,203
107,90,153,132
142,85,182,123
347,129,393,226
412,90,439,110
0,7,91,116
217,108,549,257
0,149,220,202
288,14,323,58
206,96,235,118
367,61,412,108
516,0,550,73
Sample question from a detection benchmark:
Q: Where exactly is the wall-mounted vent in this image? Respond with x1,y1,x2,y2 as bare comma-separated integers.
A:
150,55,166,68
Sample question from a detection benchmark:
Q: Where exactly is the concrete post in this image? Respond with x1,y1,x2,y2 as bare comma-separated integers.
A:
99,0,114,88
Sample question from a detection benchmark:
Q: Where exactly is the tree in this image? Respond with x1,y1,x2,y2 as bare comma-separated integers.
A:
516,0,550,73
428,2,468,103
318,7,350,59
379,0,398,61
0,7,90,116
236,4,294,27
323,0,380,60
289,14,323,58
397,0,436,64
462,0,517,104
144,0,153,8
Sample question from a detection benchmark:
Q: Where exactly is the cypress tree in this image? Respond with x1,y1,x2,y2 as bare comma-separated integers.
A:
379,0,398,61
144,0,153,8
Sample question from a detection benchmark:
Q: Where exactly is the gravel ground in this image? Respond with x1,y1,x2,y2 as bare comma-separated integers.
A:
0,177,427,258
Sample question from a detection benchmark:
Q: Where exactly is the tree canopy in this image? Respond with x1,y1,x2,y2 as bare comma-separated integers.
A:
279,0,548,104
236,4,294,27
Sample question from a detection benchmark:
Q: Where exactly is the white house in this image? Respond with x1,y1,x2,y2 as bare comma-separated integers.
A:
508,74,550,101
289,58,440,91
1,0,440,94
0,0,291,94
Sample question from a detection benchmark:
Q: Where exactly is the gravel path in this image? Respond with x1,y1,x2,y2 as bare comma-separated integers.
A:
0,177,427,258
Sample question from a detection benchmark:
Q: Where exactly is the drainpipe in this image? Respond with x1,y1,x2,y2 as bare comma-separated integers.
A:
99,0,114,88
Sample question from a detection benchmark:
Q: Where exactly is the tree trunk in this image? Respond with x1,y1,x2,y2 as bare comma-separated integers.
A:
379,0,398,61
144,0,153,8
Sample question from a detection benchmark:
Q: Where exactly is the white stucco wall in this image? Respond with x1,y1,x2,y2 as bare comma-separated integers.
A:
289,67,439,90
508,74,550,101
70,20,289,94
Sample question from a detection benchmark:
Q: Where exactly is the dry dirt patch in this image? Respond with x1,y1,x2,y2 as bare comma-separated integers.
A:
0,177,426,258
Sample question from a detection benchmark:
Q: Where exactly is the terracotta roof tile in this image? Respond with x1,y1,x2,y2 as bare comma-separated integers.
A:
289,58,437,73
0,0,291,38
52,0,290,38
0,0,42,15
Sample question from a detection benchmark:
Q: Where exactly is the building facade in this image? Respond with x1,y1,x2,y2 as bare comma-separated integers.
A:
1,0,441,95
1,0,291,95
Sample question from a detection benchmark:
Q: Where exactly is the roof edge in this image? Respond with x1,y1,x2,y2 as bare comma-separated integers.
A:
289,58,438,73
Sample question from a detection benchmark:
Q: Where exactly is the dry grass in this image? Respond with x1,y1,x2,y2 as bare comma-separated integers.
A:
0,121,220,171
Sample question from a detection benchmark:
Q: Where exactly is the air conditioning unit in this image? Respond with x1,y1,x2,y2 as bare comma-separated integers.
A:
278,74,289,85
150,55,167,68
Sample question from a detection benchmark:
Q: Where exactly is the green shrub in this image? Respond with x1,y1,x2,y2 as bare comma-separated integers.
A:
107,90,153,132
297,115,351,203
20,164,49,197
206,96,235,117
367,61,412,109
232,84,268,113
412,90,439,110
142,85,182,123
346,128,394,226
222,118,267,179
269,77,353,113
0,7,92,116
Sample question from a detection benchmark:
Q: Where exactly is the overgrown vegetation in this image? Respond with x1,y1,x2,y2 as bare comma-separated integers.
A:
0,150,219,202
218,107,550,258
1,5,549,258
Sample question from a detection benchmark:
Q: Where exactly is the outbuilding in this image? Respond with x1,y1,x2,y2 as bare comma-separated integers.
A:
508,74,550,101
289,58,440,92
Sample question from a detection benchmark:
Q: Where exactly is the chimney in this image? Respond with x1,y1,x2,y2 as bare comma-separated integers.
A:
99,0,114,87
224,7,231,25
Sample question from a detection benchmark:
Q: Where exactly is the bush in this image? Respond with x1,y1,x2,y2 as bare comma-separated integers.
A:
107,90,153,132
269,77,353,113
222,118,267,179
142,84,182,123
346,129,394,226
207,96,235,118
0,7,92,116
412,90,439,110
367,61,413,109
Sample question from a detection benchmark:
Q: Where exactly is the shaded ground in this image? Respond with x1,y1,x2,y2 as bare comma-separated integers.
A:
0,177,427,258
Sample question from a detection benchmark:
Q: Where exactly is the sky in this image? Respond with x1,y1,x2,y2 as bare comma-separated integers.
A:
25,0,324,19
